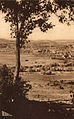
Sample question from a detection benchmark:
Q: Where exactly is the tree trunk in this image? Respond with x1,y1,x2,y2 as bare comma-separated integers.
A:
14,21,21,82
14,37,20,81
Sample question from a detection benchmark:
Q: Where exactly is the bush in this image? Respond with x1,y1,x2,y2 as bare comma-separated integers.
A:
0,64,14,83
0,64,32,104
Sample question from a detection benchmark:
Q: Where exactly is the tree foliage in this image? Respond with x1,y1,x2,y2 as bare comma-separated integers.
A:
55,0,74,25
0,0,73,47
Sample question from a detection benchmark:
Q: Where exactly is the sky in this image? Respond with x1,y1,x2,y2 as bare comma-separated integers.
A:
0,12,74,41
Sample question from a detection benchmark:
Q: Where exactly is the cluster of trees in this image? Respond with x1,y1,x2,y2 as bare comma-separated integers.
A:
0,0,74,81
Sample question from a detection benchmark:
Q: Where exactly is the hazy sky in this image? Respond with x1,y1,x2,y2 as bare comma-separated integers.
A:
0,12,74,41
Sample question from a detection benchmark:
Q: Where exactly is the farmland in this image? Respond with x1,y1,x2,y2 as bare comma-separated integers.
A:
0,38,74,103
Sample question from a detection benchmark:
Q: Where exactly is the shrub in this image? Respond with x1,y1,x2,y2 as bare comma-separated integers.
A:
0,64,32,104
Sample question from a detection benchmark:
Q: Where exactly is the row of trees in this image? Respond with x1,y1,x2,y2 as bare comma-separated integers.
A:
0,0,74,82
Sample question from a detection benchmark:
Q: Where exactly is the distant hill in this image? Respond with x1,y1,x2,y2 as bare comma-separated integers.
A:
0,38,15,53
0,38,74,56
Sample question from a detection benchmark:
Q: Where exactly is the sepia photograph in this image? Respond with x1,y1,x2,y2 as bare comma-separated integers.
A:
0,0,74,119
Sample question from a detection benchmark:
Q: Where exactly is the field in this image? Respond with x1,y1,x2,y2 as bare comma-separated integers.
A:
0,38,74,104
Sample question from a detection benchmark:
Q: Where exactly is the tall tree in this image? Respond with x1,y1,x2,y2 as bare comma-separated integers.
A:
0,0,74,82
